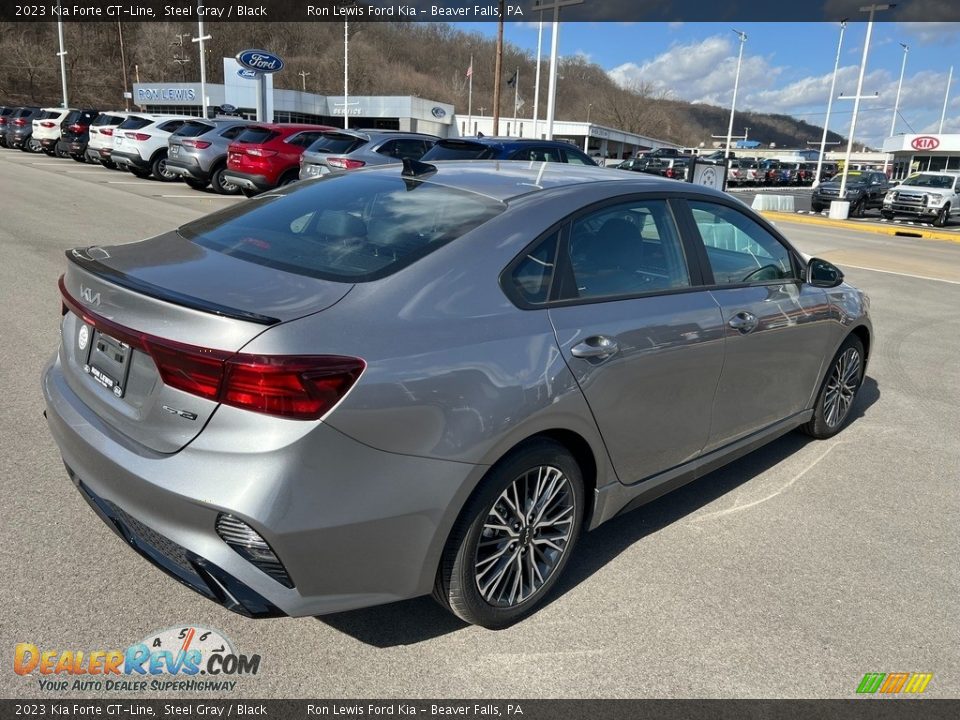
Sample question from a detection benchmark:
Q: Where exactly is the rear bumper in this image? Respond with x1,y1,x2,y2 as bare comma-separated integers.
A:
42,353,479,618
223,170,274,192
112,150,150,172
166,157,209,182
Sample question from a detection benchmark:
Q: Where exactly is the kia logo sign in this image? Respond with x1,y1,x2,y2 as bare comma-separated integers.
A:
431,107,447,119
236,49,284,74
911,135,940,151
237,68,258,80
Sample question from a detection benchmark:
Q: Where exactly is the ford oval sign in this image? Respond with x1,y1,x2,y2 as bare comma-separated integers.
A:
237,68,258,80
431,107,447,119
236,49,284,74
911,135,940,151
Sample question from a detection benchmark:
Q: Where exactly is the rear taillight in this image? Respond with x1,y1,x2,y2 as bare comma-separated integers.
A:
665,168,675,178
326,157,365,170
59,277,364,420
13,118,27,126
100,128,113,137
41,121,56,128
0,118,7,126
181,139,212,149
126,132,150,141
68,123,85,132
245,147,277,157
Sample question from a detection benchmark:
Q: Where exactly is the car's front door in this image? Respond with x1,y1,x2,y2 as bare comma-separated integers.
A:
682,199,836,451
546,197,725,484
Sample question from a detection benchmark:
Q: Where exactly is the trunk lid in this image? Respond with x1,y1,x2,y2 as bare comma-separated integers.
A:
59,233,353,453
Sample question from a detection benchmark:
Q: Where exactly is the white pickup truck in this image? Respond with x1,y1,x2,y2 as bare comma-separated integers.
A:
882,171,960,227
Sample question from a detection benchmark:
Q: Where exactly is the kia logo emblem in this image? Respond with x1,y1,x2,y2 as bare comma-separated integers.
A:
236,49,284,74
911,136,940,151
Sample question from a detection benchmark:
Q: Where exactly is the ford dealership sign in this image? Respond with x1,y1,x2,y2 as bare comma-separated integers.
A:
236,49,284,74
237,68,258,80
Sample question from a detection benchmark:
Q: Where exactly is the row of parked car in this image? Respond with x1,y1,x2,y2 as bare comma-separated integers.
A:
1,104,599,197
612,150,838,187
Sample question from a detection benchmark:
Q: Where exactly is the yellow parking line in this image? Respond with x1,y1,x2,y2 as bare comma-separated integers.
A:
761,210,960,243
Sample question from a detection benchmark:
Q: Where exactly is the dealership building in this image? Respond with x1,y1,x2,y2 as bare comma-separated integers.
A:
131,58,677,157
881,133,960,179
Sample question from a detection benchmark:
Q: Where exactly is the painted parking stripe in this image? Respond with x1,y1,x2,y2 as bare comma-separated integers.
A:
106,181,156,185
839,263,960,285
156,194,237,199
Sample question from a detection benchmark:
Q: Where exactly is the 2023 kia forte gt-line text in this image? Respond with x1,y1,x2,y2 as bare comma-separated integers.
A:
43,161,871,628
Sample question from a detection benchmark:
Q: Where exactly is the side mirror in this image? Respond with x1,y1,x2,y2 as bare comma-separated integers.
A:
806,258,844,288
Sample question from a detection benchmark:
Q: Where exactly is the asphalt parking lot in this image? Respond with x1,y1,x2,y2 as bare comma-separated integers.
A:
1,151,958,700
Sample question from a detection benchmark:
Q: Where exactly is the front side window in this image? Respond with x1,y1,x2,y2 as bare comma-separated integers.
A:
565,200,690,300
689,201,797,285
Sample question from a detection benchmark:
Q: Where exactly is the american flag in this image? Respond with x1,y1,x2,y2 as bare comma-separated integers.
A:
466,62,473,79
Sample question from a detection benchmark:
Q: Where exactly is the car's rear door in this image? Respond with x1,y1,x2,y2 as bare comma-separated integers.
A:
544,196,725,484
678,199,835,451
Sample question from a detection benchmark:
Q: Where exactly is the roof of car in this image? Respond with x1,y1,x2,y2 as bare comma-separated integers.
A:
444,136,579,146
347,159,725,203
248,123,335,132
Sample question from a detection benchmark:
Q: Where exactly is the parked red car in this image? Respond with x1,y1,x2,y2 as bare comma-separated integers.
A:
223,123,333,197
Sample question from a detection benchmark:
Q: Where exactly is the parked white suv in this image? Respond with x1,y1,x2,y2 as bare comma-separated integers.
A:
112,114,194,180
86,111,128,168
882,171,960,227
32,107,71,156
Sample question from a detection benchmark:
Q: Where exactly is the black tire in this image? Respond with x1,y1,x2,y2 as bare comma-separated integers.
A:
70,154,86,163
933,204,950,228
278,170,300,187
881,211,894,220
26,138,43,153
434,439,584,629
55,143,70,159
850,199,865,218
210,164,241,195
184,178,208,191
802,335,865,439
42,147,56,156
129,168,151,179
241,187,260,198
811,204,824,213
150,152,176,181
102,160,120,170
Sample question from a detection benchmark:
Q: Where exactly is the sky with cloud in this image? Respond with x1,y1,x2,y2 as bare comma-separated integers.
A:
457,21,960,147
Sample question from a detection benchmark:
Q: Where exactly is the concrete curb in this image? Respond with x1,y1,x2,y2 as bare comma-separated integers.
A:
759,210,960,243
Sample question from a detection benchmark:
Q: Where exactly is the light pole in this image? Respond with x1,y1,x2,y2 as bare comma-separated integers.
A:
586,102,593,123
724,29,747,160
839,4,891,201
532,7,544,139
813,20,847,188
538,0,585,141
117,21,130,110
939,66,953,134
883,42,908,176
492,0,505,135
191,1,212,119
56,0,69,107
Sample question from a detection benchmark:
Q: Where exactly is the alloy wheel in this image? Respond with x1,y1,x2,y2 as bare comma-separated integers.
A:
474,465,575,608
823,347,861,428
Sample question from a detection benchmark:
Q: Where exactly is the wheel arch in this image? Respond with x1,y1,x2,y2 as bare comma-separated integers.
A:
850,323,871,363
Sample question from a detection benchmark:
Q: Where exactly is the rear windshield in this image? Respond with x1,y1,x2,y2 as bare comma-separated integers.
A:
93,114,124,127
173,121,216,138
38,110,60,120
307,133,366,154
63,111,82,124
0,108,14,117
180,173,505,282
422,141,495,161
235,127,280,144
118,116,153,130
14,109,36,118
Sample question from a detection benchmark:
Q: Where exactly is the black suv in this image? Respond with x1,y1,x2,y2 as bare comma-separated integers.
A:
60,109,100,162
422,137,596,165
811,170,891,216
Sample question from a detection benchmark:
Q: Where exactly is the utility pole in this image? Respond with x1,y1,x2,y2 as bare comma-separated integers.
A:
813,20,846,188
492,0,505,135
298,70,311,91
532,8,544,139
883,42,908,176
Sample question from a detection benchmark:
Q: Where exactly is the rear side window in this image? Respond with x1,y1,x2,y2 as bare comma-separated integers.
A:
565,200,691,300
180,174,505,282
158,120,187,133
563,149,597,166
118,116,152,130
220,125,247,140
509,231,560,305
235,127,280,144
422,141,494,160
307,133,366,154
173,121,215,138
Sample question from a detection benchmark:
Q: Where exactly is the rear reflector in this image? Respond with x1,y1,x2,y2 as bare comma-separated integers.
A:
181,139,212,149
59,277,364,420
326,157,365,170
126,132,151,141
216,514,293,588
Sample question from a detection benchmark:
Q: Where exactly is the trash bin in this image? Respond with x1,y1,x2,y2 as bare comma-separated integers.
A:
829,201,850,220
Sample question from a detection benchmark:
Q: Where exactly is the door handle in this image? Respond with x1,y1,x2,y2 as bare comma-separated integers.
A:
571,336,620,359
728,311,758,334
